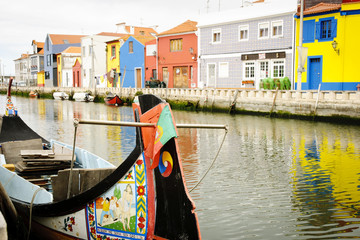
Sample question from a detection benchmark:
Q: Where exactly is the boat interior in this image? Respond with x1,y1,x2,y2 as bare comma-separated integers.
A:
0,116,116,204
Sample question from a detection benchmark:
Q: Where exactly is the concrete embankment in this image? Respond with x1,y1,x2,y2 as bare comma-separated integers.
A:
2,86,360,123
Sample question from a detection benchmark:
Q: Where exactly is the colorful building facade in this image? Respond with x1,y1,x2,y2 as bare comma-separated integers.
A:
120,35,155,88
72,58,81,87
56,47,81,87
295,0,360,90
145,39,157,82
106,39,121,87
44,34,85,87
197,1,296,89
157,20,198,88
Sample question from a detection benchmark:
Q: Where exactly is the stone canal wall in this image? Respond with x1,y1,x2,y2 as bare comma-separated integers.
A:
3,86,360,122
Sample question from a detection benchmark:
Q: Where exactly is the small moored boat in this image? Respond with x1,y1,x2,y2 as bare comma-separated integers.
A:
73,92,94,102
29,91,38,98
53,92,69,100
104,93,122,106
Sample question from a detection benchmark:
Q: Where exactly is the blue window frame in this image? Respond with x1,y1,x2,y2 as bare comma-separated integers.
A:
315,17,337,42
303,20,315,43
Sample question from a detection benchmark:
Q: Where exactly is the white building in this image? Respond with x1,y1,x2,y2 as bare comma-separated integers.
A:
81,32,125,88
14,54,30,85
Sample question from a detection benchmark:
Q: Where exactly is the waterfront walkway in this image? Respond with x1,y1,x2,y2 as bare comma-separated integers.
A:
3,86,360,122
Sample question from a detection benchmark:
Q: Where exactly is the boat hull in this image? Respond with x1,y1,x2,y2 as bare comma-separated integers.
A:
2,94,201,240
105,95,122,106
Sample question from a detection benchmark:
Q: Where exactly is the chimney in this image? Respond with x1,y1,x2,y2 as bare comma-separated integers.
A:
116,22,127,33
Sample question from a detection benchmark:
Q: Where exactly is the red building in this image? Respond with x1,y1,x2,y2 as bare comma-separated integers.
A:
145,39,157,81
157,20,198,88
72,58,81,87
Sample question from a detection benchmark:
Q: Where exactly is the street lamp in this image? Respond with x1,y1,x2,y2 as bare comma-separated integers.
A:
332,40,339,55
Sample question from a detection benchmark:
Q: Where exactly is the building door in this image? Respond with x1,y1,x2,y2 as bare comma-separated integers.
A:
53,68,58,87
207,63,216,88
173,67,188,88
162,68,169,87
259,61,269,79
308,57,322,90
136,68,142,88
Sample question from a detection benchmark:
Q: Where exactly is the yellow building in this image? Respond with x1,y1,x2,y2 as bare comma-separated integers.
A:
295,1,360,90
106,39,121,87
37,70,45,87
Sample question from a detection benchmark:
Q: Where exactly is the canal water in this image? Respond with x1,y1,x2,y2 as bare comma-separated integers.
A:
2,95,360,239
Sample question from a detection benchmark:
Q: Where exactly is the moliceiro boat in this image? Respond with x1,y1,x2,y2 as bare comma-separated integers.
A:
0,92,208,239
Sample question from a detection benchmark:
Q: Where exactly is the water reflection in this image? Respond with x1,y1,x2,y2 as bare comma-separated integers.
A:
2,95,360,239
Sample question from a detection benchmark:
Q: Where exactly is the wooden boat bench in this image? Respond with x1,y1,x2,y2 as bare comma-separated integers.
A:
51,167,116,202
1,138,73,190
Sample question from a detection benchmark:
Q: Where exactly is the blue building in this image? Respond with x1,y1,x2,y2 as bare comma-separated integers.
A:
44,34,85,87
119,35,155,88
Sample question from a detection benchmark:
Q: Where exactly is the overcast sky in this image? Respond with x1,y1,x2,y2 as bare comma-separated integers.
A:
0,0,261,75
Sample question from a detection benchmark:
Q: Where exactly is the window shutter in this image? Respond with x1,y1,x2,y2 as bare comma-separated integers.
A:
315,21,320,40
331,19,337,38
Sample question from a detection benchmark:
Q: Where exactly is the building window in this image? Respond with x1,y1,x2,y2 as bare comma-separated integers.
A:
47,55,51,66
152,69,157,79
316,17,337,41
111,45,116,58
89,46,92,55
272,60,285,78
272,20,283,38
239,25,249,41
129,41,133,53
212,28,221,43
219,62,229,78
258,22,269,39
82,46,86,57
321,20,332,39
244,62,255,79
170,39,183,52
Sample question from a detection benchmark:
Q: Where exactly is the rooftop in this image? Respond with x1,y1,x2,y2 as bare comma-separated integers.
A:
198,0,297,27
298,2,341,16
158,20,198,36
62,46,81,54
49,34,87,45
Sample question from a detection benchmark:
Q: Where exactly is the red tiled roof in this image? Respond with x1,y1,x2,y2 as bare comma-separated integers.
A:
297,2,341,16
14,54,29,61
49,34,86,45
96,32,127,37
132,35,156,45
117,34,155,45
132,27,158,37
62,46,81,54
32,40,44,48
157,20,198,36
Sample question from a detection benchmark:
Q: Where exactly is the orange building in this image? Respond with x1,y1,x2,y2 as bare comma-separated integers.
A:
145,39,157,82
157,20,198,88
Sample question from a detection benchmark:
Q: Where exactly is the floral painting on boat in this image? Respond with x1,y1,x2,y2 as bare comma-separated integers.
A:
86,153,148,240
